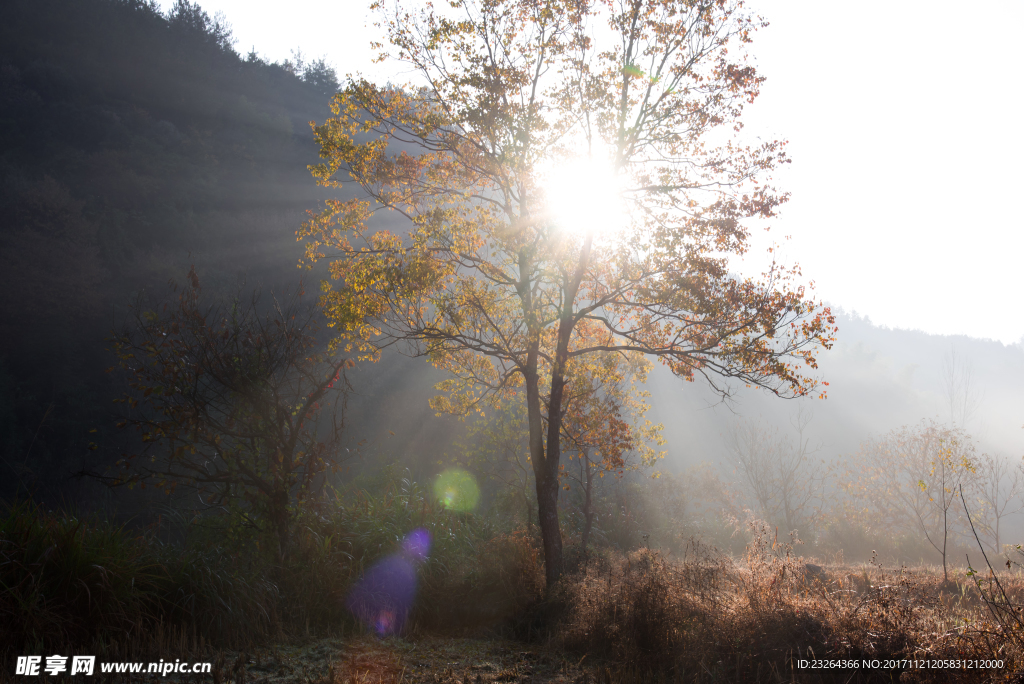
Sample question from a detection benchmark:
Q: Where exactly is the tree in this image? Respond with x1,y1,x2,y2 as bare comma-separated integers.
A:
109,268,352,564
559,324,664,553
302,57,341,99
166,0,235,51
300,0,835,587
973,452,1024,554
941,345,983,430
451,400,536,525
845,422,976,581
727,406,830,535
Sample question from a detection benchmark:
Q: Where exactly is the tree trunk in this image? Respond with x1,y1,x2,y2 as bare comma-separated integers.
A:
270,487,291,567
526,357,563,588
534,462,563,587
519,237,591,590
534,304,580,587
942,500,949,582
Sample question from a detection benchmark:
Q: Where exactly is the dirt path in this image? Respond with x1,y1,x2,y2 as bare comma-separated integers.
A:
215,636,583,684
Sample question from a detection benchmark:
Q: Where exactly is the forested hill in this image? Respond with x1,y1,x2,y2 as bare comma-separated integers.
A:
0,0,339,503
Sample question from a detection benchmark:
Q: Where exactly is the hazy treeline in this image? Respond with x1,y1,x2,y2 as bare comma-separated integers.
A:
550,313,1024,566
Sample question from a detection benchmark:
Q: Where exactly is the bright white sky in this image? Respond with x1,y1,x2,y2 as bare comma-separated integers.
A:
162,0,1024,345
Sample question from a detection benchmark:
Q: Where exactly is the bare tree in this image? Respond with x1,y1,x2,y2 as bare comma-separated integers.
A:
727,406,831,536
109,268,352,563
942,345,983,430
847,422,977,581
974,453,1024,554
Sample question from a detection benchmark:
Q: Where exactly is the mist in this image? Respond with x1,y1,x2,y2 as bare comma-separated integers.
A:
3,0,1023,542
3,0,1024,677
645,311,1024,467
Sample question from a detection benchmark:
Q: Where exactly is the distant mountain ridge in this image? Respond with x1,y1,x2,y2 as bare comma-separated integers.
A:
644,309,1024,469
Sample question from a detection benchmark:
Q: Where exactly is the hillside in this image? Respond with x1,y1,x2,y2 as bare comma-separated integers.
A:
0,0,338,503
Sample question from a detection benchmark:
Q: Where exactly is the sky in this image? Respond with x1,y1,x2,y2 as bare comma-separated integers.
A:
165,0,1024,345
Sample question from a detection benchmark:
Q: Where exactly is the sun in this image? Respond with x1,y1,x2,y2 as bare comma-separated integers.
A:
541,157,629,241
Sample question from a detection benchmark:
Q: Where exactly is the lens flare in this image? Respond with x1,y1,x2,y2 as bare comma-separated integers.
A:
432,469,480,512
402,527,431,562
345,528,432,636
346,556,415,636
375,610,396,635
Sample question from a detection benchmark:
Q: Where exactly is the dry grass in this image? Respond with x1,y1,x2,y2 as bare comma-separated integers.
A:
0,500,277,655
6,496,1024,683
0,494,546,674
557,522,1023,682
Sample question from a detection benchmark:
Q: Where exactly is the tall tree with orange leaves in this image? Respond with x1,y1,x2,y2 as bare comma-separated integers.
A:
299,0,835,587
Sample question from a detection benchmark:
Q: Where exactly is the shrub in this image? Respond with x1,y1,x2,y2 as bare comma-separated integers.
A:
293,475,544,634
560,547,721,669
0,501,274,656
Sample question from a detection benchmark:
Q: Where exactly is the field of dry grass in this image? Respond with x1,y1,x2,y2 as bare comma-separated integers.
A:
54,547,1020,684
5,504,1024,683
555,536,1024,682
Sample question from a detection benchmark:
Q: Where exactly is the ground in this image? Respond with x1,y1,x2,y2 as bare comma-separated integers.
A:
211,636,583,684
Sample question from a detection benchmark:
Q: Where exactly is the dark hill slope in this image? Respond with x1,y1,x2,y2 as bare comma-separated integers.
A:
0,0,339,502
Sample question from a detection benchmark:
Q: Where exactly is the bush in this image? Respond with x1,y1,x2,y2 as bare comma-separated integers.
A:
560,545,728,670
0,501,274,656
290,474,544,634
0,473,546,658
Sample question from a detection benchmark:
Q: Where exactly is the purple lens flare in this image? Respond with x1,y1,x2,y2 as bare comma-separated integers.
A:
402,527,431,562
346,528,432,636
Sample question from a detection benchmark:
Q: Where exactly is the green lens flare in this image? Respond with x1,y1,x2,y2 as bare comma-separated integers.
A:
433,469,479,512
